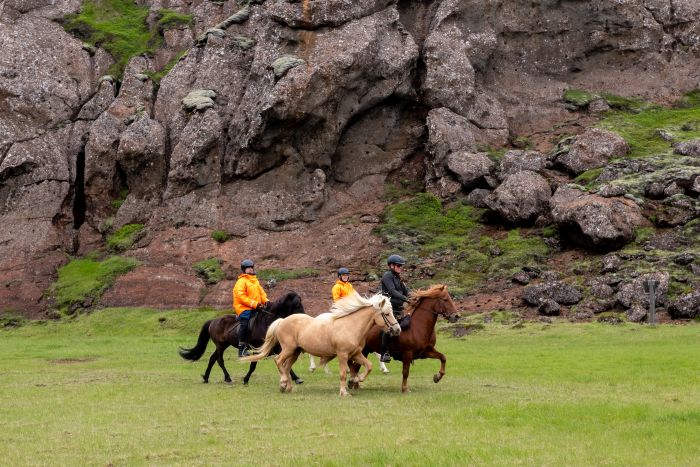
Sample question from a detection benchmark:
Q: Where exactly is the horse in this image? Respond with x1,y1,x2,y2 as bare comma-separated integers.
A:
348,284,460,393
178,291,305,385
243,293,401,397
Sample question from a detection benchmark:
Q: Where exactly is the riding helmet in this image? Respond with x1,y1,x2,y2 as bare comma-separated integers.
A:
337,267,350,277
240,259,255,272
387,254,406,266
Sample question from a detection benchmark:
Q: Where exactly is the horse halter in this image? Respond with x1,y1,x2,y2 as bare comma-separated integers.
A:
378,307,395,329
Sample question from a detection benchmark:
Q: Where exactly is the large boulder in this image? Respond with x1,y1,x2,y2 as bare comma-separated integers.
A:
499,150,549,179
555,128,629,175
485,171,551,224
550,186,644,251
616,272,670,309
668,291,700,319
446,151,494,189
523,281,583,306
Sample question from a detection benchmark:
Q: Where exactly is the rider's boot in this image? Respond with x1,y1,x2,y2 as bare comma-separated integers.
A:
237,317,250,357
379,331,391,363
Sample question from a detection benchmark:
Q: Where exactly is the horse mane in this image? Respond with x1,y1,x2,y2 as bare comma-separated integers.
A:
328,292,387,320
403,284,446,315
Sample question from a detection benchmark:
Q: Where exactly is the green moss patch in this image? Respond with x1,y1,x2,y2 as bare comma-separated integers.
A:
210,230,229,243
257,268,320,282
106,224,145,252
156,9,193,30
52,256,140,314
62,2,191,77
193,258,225,285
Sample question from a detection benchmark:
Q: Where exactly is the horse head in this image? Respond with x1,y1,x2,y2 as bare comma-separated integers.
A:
376,296,401,336
435,285,460,322
270,292,305,318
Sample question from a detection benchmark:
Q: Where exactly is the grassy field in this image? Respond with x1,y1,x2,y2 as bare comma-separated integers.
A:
2,309,700,466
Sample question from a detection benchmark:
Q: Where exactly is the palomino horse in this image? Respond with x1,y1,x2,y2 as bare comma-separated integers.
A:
350,284,460,393
243,294,401,396
178,292,305,385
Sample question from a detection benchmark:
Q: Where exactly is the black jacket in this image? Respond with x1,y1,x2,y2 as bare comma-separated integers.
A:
381,270,409,314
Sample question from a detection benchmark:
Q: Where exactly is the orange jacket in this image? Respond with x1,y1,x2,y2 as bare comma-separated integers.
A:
233,274,268,315
332,280,355,302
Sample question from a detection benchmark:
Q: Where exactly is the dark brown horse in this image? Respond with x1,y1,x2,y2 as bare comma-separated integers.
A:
178,292,305,385
351,284,460,393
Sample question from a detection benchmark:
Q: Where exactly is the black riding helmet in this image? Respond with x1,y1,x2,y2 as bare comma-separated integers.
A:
337,267,350,277
387,254,406,266
241,259,255,272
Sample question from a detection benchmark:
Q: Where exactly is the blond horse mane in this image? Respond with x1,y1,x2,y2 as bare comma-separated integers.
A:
328,292,389,320
402,284,447,316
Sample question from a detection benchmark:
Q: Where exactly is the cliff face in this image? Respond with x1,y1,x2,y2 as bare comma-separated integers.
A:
2,0,700,315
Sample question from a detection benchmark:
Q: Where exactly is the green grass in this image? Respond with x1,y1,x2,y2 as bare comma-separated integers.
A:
193,258,225,285
106,223,144,252
257,268,320,282
51,257,140,313
598,95,700,159
145,50,188,85
2,309,700,465
62,0,162,77
564,88,597,107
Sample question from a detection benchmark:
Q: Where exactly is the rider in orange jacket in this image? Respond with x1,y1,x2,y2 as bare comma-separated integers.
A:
331,267,355,302
233,259,268,357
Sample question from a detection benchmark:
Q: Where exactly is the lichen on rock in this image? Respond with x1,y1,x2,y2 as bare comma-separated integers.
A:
182,89,217,111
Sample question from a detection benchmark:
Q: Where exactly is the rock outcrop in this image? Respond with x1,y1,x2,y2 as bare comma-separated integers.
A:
2,0,700,315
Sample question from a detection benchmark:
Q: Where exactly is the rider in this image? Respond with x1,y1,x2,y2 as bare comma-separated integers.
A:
379,254,410,363
332,267,355,302
233,259,268,357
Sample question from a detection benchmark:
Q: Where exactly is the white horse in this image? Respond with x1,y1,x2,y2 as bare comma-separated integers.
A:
243,293,400,396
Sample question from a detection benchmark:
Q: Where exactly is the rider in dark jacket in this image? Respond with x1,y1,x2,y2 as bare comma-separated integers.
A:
379,254,410,362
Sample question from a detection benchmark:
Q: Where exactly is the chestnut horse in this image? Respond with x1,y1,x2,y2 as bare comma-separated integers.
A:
243,294,401,396
349,284,460,393
178,292,305,385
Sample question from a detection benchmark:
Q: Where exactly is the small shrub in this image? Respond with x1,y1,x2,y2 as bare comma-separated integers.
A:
211,230,229,243
193,258,225,285
107,224,145,252
53,256,140,314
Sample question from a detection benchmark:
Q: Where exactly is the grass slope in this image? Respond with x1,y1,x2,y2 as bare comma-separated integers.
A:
1,309,699,465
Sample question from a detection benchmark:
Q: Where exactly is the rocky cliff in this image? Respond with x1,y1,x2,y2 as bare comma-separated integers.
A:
2,0,700,317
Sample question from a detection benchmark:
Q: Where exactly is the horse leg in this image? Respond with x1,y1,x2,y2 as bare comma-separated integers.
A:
275,350,294,393
319,356,333,374
375,352,389,374
215,347,232,384
337,353,351,397
348,361,362,389
423,345,447,383
202,351,218,383
288,349,304,384
401,352,414,394
351,352,372,384
309,354,316,372
242,361,257,385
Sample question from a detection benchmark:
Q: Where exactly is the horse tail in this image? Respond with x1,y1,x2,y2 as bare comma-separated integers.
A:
241,319,282,362
178,320,212,361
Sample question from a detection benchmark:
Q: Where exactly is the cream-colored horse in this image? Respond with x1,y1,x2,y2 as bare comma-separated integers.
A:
243,294,401,396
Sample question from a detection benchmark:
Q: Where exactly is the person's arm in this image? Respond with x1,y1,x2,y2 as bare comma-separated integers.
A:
332,284,343,302
234,281,258,309
260,284,268,304
382,274,408,302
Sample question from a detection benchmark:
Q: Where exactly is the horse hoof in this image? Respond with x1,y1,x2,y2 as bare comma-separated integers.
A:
382,370,389,375
309,367,316,373
280,385,287,393
242,379,249,385
433,374,443,383
294,378,304,385
225,380,233,385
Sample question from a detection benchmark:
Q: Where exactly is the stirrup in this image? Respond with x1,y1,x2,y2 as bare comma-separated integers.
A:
238,347,249,357
380,352,392,363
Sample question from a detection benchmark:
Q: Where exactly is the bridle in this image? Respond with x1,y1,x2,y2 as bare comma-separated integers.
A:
378,307,396,329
